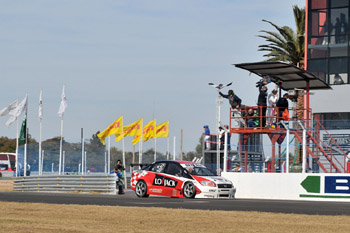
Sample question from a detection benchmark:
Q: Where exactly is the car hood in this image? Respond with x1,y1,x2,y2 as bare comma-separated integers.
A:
193,175,232,184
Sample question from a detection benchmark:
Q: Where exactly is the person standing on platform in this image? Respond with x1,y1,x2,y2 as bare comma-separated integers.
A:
218,89,244,127
276,93,289,123
203,125,211,150
219,126,225,150
224,125,231,151
257,85,268,127
267,89,278,126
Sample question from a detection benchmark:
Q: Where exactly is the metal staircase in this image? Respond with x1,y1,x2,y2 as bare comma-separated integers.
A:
292,116,347,173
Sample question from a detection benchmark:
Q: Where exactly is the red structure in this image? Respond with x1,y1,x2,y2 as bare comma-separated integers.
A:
231,62,348,173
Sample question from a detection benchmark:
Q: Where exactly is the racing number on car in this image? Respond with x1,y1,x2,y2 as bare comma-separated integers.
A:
153,174,178,187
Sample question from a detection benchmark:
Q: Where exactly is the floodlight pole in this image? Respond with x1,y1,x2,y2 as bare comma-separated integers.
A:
298,120,307,173
216,96,223,175
280,121,290,173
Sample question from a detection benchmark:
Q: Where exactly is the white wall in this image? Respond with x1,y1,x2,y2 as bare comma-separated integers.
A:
310,85,350,113
222,172,350,202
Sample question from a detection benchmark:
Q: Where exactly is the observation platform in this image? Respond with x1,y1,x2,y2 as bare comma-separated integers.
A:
222,62,349,173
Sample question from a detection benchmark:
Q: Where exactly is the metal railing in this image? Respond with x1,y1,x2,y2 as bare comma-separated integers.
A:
13,174,117,194
228,105,349,173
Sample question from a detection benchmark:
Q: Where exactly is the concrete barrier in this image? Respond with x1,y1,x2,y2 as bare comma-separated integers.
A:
0,171,14,178
222,172,350,202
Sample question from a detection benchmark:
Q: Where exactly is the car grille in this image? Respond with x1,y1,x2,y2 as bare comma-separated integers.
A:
219,194,230,197
218,184,232,189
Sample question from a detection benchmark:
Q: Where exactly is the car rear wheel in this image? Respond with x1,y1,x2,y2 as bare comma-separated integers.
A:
135,180,149,198
183,182,196,198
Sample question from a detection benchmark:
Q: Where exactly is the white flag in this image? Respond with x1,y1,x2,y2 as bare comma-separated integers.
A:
39,90,43,120
0,100,18,116
5,115,17,127
58,86,67,117
9,95,28,118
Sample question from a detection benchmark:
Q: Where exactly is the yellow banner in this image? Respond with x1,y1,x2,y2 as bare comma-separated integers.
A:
124,118,143,144
143,120,156,142
156,121,169,138
97,116,123,145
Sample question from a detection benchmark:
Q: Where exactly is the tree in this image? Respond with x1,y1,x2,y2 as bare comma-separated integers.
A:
0,137,16,152
258,5,305,67
85,132,105,152
184,136,204,161
258,5,305,164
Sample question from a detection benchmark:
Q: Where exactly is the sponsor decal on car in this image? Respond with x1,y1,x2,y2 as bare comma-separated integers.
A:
204,194,215,198
149,188,163,193
153,174,178,187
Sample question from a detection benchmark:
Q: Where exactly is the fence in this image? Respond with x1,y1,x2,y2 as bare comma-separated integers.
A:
15,138,168,177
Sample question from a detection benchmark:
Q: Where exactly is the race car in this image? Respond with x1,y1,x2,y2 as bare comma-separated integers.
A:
130,160,235,198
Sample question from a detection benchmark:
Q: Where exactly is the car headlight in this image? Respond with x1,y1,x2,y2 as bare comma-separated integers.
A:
200,180,216,187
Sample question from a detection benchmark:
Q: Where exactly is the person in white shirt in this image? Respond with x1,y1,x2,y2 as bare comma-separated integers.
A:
267,89,278,127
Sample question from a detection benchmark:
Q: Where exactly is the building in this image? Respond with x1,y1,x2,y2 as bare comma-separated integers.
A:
307,0,350,155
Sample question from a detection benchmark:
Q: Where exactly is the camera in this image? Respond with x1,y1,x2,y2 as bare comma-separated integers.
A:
256,79,264,87
256,76,271,87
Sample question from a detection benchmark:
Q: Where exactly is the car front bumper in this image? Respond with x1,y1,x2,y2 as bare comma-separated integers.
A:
195,185,236,199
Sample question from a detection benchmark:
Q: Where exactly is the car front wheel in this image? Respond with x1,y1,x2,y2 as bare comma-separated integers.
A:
183,182,196,198
135,180,149,198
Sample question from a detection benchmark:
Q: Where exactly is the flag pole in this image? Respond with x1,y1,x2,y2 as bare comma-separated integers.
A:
154,119,157,162
81,128,84,175
24,95,28,177
139,119,143,164
108,136,111,173
39,117,42,175
167,137,170,160
39,89,43,176
15,118,19,177
173,136,176,160
59,114,64,175
122,131,127,190
58,85,67,175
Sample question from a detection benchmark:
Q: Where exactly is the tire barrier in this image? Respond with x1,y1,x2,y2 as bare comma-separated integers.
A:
13,174,117,194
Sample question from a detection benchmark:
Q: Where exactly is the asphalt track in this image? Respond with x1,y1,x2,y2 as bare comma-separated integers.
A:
1,190,350,216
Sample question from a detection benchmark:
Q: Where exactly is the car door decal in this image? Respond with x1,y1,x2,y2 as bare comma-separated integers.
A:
153,174,178,187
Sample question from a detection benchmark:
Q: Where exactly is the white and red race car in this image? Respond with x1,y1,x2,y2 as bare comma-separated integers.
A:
130,160,235,198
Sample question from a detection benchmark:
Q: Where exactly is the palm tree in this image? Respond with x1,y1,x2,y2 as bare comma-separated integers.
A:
258,5,305,165
258,5,305,67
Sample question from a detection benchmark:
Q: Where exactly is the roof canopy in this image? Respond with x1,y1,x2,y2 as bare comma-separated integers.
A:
234,61,331,91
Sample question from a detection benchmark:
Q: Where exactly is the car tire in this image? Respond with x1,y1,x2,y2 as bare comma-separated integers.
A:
135,180,149,198
183,182,196,198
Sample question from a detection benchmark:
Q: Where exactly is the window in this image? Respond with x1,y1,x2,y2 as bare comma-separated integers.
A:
308,59,328,73
187,166,216,176
150,162,166,173
307,1,350,85
329,8,348,43
310,10,328,37
309,48,328,59
315,112,350,129
331,0,349,8
311,0,327,10
0,165,9,171
165,163,183,177
329,57,348,84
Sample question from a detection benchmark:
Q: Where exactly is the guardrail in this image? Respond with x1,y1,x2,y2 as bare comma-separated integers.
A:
13,174,117,194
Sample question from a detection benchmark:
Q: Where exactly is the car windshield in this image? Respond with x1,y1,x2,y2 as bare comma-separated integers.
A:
186,166,216,176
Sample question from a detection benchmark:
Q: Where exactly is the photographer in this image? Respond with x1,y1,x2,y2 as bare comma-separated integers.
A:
256,76,270,127
256,75,271,88
218,89,244,127
114,160,125,195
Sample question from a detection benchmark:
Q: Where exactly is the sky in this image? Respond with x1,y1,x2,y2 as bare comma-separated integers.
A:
0,0,305,154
